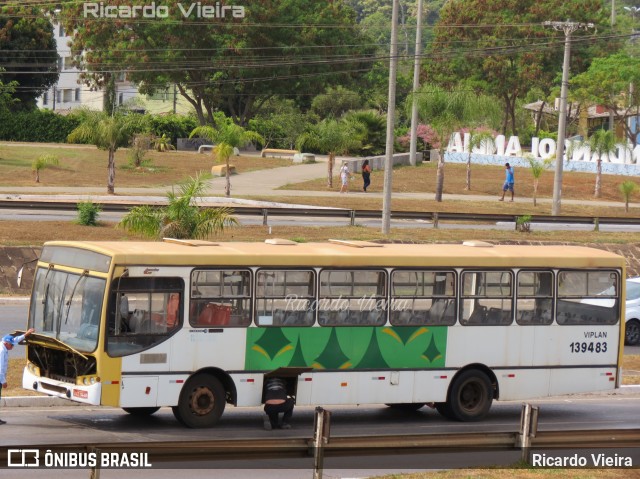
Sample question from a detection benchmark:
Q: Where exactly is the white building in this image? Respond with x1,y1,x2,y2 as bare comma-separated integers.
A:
37,22,138,112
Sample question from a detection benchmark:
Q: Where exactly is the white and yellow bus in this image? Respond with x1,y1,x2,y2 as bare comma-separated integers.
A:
22,239,626,427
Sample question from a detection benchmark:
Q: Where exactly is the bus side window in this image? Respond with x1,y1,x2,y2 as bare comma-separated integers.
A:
166,293,180,328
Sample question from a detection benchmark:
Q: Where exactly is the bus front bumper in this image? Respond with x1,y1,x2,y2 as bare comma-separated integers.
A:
23,368,101,405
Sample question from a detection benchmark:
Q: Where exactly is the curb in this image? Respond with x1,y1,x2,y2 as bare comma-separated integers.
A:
3,385,640,407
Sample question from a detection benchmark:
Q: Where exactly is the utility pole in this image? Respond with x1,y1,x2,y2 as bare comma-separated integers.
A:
408,0,424,167
544,20,594,216
382,0,399,234
612,0,616,27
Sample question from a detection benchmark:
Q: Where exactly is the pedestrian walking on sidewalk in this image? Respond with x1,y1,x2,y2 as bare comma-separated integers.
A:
340,162,352,194
0,328,35,424
499,162,515,202
362,160,371,192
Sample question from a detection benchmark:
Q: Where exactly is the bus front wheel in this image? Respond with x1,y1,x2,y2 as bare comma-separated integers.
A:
173,374,226,428
446,370,493,422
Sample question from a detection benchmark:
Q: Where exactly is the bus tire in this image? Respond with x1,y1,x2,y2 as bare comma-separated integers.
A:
385,403,425,412
172,374,226,428
122,407,160,416
626,319,640,346
446,370,493,422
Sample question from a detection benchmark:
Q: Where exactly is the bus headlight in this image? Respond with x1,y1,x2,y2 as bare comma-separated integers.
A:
80,376,100,385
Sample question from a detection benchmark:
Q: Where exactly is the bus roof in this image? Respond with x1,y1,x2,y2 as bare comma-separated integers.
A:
42,240,626,269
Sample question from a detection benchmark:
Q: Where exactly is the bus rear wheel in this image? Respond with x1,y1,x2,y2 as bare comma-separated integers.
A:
122,407,160,416
445,370,493,422
173,374,226,428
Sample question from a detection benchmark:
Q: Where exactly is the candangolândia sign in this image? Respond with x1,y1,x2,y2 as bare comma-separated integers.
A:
444,132,640,176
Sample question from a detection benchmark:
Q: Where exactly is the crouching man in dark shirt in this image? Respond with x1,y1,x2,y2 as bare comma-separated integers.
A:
263,377,294,430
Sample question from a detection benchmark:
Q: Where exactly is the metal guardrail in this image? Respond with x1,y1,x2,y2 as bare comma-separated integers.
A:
1,199,639,227
1,429,638,465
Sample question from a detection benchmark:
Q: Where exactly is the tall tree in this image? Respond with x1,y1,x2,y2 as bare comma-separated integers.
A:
0,76,17,113
412,84,500,202
68,111,146,194
0,5,58,110
429,0,608,135
585,129,631,199
571,53,640,146
62,0,373,126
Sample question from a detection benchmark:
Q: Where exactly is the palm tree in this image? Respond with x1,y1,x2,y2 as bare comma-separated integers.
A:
526,155,553,207
619,180,639,212
118,173,237,239
190,122,263,197
68,110,144,194
32,154,59,183
343,110,387,156
587,129,630,198
413,84,501,202
465,130,495,191
296,119,361,189
152,134,176,152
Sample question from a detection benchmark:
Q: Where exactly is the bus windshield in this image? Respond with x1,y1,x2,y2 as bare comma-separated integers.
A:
29,267,105,353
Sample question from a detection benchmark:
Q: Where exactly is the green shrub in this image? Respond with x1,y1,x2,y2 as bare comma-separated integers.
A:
147,114,198,145
0,109,81,143
77,201,101,226
516,214,532,233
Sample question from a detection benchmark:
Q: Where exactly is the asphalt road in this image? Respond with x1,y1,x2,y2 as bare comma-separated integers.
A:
3,206,640,232
1,395,640,478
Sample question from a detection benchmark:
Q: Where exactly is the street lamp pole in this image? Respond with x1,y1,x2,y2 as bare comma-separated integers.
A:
544,20,594,216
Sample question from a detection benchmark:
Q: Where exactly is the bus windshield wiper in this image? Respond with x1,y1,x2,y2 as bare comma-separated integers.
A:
64,271,89,325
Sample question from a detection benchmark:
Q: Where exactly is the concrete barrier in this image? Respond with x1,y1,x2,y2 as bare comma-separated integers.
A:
211,164,236,176
198,145,215,154
261,148,299,158
341,152,424,173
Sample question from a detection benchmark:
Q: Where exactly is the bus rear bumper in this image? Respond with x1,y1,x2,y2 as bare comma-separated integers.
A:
22,368,101,405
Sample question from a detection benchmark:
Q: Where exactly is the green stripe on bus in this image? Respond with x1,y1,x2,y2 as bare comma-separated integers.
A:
246,326,448,370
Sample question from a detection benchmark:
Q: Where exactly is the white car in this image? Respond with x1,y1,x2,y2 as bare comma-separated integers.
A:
626,277,640,346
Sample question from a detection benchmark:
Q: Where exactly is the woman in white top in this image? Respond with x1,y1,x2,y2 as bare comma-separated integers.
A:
339,162,351,193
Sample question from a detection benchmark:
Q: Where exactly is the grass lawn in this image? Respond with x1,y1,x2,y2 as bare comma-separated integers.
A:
280,161,640,208
0,143,291,189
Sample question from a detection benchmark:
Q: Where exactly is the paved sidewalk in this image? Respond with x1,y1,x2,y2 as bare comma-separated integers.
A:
0,157,635,209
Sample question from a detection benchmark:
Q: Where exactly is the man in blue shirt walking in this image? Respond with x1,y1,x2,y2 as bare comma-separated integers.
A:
0,328,35,424
499,162,515,202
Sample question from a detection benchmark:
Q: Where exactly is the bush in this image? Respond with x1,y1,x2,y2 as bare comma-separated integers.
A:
77,201,101,226
147,114,198,145
0,109,80,143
